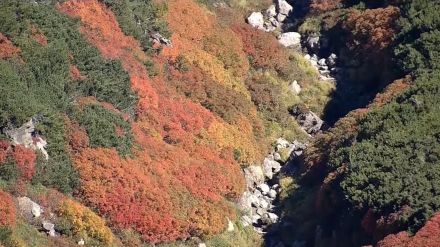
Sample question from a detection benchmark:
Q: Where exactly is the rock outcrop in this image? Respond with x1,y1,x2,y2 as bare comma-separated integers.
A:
239,138,306,234
246,0,293,32
278,32,301,48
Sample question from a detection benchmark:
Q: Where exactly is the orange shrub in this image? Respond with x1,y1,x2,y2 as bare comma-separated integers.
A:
310,0,341,12
0,190,16,227
344,6,400,52
0,33,21,59
12,145,36,181
0,140,9,163
232,23,290,72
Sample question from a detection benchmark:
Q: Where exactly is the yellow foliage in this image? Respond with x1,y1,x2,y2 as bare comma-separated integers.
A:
204,117,263,164
183,49,250,99
57,198,116,246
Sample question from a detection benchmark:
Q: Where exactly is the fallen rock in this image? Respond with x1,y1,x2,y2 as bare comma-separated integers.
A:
247,12,264,29
306,35,320,52
150,32,171,46
6,117,49,160
276,0,293,16
258,183,270,194
18,197,42,218
278,32,301,48
268,189,277,199
327,53,337,67
289,80,301,95
227,219,234,232
274,152,282,161
290,106,323,134
199,243,207,247
78,239,85,246
318,58,327,66
244,165,265,188
241,215,252,227
276,138,290,150
266,4,277,17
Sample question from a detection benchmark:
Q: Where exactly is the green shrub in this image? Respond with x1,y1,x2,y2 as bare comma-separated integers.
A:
72,105,133,157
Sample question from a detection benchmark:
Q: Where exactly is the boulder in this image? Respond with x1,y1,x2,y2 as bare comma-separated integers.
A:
318,58,327,66
262,212,279,224
327,53,337,67
276,138,290,150
259,198,269,209
289,80,301,95
150,32,171,46
258,183,270,194
276,0,293,16
307,35,320,52
278,32,301,48
276,13,287,23
42,221,56,237
290,107,323,134
199,244,207,247
227,219,234,232
244,165,265,188
78,239,85,246
263,158,274,179
252,214,261,223
247,12,264,29
241,215,252,227
273,152,282,161
18,197,42,218
304,54,311,60
268,189,277,199
272,161,282,173
266,4,277,17
6,117,49,160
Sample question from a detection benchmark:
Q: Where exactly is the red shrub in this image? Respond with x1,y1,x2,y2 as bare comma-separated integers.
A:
310,0,341,12
12,145,36,181
0,190,16,227
377,212,440,247
0,33,21,59
232,23,290,72
344,6,400,52
0,140,9,163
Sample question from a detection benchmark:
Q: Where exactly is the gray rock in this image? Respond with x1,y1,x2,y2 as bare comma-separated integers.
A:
304,54,311,60
267,212,279,224
244,165,265,188
307,35,320,52
311,54,318,61
18,197,42,218
327,53,337,67
289,80,301,95
266,5,277,17
273,152,282,161
263,158,275,179
276,13,287,23
6,118,49,160
150,32,172,46
291,108,323,134
252,214,261,223
241,215,252,227
276,138,290,150
199,243,207,247
276,0,293,16
258,183,270,194
268,189,277,199
318,58,327,66
259,198,269,209
272,161,282,173
272,184,280,190
42,221,54,231
256,207,266,216
247,12,264,29
78,239,85,246
278,32,301,48
227,219,234,232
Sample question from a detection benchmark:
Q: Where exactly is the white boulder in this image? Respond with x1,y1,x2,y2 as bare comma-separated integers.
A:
289,80,301,95
266,5,277,17
258,183,270,194
278,32,301,48
276,0,293,16
247,12,264,29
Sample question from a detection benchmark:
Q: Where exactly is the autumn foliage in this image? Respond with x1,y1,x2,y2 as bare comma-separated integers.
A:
344,6,400,52
0,190,16,227
377,212,440,247
12,145,36,181
0,33,20,59
310,0,341,12
58,0,258,242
